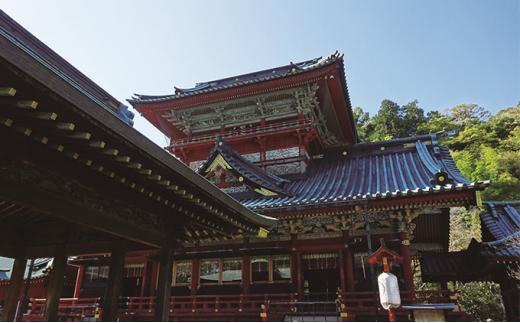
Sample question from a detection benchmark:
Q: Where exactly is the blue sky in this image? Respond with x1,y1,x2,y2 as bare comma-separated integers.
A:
1,0,519,146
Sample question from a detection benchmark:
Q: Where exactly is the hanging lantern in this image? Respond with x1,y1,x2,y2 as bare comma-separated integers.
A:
378,272,401,310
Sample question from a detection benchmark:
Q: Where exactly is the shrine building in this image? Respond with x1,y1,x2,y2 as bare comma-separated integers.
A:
0,8,519,322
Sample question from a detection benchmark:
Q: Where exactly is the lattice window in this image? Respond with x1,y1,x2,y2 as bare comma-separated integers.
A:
173,261,192,286
273,255,291,281
265,147,299,160
124,263,144,278
84,265,109,281
200,259,220,284
222,185,248,194
266,161,304,175
251,255,291,283
302,253,339,270
199,258,242,284
243,152,261,162
222,259,242,283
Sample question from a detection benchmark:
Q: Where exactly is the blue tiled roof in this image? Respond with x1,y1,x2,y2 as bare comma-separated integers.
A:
480,201,520,258
237,134,488,210
481,201,520,240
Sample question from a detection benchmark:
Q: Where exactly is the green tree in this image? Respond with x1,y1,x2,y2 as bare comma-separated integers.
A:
401,100,427,137
457,282,505,321
417,111,459,134
368,99,402,141
448,104,491,127
352,106,370,142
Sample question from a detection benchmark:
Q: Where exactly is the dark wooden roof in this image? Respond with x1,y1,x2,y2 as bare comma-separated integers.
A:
480,201,520,258
0,9,275,250
481,201,520,241
420,250,476,282
232,134,488,210
421,202,520,282
129,53,342,103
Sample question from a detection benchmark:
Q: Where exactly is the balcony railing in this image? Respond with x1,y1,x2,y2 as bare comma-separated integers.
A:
23,297,101,322
168,119,313,148
22,290,462,322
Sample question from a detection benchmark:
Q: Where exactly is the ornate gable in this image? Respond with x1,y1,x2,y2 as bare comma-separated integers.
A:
198,140,290,197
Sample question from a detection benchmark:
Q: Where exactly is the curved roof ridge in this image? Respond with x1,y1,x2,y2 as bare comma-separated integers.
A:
128,52,343,103
415,140,443,175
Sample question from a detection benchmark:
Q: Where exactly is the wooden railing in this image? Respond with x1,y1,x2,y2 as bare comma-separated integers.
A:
22,290,462,321
168,119,313,147
23,297,101,322
119,293,297,320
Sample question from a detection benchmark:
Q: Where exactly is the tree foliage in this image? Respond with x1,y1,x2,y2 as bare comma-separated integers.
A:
357,99,519,321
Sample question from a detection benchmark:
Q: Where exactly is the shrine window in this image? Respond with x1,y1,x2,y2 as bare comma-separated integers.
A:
251,257,269,282
173,261,192,286
302,253,339,271
200,259,220,284
200,258,242,285
273,256,291,281
124,263,144,278
222,259,242,283
251,255,291,283
84,265,109,282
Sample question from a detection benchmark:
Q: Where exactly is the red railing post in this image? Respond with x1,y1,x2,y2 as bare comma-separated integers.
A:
260,303,268,322
239,294,244,313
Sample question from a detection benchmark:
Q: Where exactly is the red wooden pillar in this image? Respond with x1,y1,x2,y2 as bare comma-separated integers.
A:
338,250,346,293
400,232,414,293
73,265,85,299
242,255,251,294
139,260,150,297
155,245,174,322
191,258,199,296
290,234,302,298
344,247,355,292
296,252,303,298
148,260,159,296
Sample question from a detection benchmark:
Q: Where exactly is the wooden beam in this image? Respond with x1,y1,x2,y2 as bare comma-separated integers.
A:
0,87,16,96
0,177,163,248
14,126,32,136
31,111,58,120
0,116,13,127
115,155,131,163
55,122,76,131
0,240,150,258
103,148,119,156
88,140,106,149
62,131,91,140
127,162,142,169
0,98,38,109
138,168,152,175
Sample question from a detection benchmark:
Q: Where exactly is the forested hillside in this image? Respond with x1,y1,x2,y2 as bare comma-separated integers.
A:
354,100,520,321
354,101,520,201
